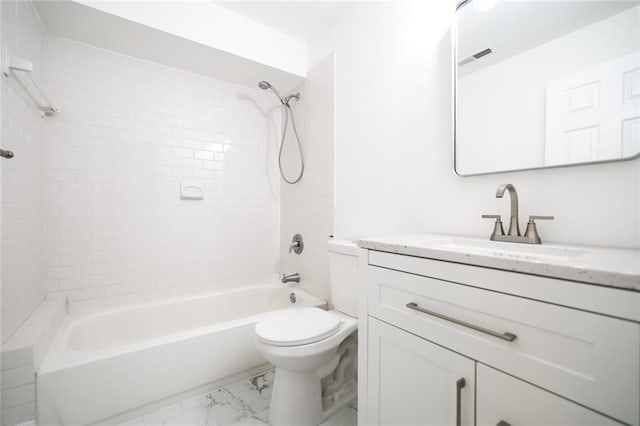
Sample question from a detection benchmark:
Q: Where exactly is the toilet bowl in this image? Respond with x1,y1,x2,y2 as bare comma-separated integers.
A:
255,240,360,426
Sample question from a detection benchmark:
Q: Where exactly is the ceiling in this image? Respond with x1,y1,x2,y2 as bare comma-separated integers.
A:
213,1,355,42
457,0,639,76
34,1,305,90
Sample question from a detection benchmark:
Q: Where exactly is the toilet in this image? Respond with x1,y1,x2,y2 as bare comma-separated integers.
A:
255,239,360,426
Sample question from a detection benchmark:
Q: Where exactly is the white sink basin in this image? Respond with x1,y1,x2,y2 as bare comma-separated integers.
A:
412,236,589,262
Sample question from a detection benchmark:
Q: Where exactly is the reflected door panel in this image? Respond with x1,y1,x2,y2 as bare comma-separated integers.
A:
545,52,640,165
454,0,640,175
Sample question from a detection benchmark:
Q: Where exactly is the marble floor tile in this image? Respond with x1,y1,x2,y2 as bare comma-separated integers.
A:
118,370,356,426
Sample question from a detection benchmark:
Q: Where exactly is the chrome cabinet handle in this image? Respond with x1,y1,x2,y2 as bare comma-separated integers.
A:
0,149,14,159
406,302,517,342
456,378,465,426
497,421,511,426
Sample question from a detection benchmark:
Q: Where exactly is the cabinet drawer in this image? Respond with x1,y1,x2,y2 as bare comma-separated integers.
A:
367,266,640,425
477,364,623,426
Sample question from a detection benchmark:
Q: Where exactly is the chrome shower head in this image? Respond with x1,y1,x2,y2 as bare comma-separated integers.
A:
258,80,284,104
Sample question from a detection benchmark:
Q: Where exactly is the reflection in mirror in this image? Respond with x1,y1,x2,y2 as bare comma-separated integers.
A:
455,0,640,175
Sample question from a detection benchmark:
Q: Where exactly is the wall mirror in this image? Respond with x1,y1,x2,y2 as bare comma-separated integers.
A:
454,0,640,176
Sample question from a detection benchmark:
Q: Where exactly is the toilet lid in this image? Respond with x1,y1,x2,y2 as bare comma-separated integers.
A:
255,308,342,346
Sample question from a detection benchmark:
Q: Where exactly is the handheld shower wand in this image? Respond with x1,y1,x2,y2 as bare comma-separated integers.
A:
258,81,284,103
258,80,304,184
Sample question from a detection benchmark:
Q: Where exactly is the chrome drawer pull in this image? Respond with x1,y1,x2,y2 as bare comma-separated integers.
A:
406,302,517,342
456,378,465,426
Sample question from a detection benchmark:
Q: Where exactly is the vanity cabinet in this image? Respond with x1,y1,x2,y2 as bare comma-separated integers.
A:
360,250,640,426
477,364,621,426
367,317,474,426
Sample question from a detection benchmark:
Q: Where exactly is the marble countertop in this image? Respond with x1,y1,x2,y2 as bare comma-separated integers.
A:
358,234,640,291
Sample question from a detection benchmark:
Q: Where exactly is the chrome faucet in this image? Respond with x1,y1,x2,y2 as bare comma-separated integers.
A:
495,183,520,237
281,273,300,284
482,184,554,244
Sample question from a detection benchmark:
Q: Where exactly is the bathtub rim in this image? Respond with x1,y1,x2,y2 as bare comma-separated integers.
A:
38,285,326,374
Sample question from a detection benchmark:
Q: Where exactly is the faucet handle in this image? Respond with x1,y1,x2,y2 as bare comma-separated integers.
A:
524,216,554,244
289,234,304,254
528,215,554,222
481,214,501,220
482,214,505,239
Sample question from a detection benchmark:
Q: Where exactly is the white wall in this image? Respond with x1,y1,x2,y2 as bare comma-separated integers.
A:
457,6,640,174
309,1,639,249
280,54,335,301
1,1,46,344
42,37,282,312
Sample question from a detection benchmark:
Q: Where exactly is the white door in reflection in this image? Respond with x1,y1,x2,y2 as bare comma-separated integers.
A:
545,52,640,165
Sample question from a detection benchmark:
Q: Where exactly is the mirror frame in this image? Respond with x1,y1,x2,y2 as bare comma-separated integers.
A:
453,0,640,177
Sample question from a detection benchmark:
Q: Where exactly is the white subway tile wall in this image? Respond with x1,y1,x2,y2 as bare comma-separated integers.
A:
1,2,47,421
1,1,47,344
0,295,65,426
280,54,335,301
41,37,282,312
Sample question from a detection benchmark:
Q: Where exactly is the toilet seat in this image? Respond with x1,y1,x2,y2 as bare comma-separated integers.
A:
255,308,343,346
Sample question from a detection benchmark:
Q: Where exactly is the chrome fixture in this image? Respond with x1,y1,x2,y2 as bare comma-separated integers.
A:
482,183,554,244
523,215,555,244
0,149,14,159
281,273,300,284
283,93,300,104
289,292,297,304
258,80,304,184
496,183,520,237
3,48,60,117
289,234,304,254
455,378,465,426
258,80,282,99
407,302,517,342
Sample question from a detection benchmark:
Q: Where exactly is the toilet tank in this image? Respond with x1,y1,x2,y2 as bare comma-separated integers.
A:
327,239,360,318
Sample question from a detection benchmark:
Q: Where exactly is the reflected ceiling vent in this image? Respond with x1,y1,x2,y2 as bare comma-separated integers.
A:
458,48,492,66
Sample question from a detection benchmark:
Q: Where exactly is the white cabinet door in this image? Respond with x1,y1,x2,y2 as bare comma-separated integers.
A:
477,364,624,426
367,317,475,426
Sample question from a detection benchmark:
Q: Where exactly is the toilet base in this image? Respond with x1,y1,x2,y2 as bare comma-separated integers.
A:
268,367,357,426
269,369,323,426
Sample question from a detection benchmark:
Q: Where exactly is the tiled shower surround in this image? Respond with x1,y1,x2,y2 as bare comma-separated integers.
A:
280,54,335,302
1,0,47,343
41,38,283,312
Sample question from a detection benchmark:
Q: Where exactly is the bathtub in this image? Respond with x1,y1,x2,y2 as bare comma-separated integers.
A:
37,285,326,425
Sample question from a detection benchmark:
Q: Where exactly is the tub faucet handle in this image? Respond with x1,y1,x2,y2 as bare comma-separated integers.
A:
289,234,304,254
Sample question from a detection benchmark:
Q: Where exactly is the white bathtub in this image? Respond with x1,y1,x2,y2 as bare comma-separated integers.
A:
37,285,326,425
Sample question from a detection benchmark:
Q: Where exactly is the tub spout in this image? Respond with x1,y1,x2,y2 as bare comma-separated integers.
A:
281,273,300,284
